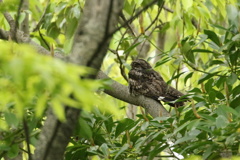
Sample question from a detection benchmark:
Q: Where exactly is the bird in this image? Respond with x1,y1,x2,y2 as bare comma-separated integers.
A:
128,59,187,107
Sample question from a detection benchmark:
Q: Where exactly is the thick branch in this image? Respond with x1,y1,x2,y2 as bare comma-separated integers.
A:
97,71,169,117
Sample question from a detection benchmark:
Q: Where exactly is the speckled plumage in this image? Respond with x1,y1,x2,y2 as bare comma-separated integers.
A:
128,59,187,107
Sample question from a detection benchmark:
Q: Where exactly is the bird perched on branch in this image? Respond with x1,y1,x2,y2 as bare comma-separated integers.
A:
128,59,187,107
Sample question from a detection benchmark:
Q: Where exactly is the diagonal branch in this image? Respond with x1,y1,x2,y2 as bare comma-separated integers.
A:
96,71,169,117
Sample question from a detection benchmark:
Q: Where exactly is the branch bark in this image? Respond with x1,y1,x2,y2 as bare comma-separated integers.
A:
97,71,169,117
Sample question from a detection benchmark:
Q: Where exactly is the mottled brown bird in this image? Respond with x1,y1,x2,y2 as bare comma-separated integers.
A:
128,59,187,107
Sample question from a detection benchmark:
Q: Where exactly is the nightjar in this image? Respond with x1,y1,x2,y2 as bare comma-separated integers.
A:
128,59,187,107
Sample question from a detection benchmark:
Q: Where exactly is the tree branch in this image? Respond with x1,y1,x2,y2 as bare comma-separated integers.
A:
96,71,169,117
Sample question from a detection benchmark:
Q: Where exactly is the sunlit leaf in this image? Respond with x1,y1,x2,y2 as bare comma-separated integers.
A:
51,98,66,121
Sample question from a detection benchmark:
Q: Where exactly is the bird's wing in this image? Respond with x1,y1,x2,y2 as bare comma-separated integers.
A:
129,68,186,107
140,69,166,100
145,70,186,106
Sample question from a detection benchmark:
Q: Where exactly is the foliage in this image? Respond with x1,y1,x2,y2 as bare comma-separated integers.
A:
0,41,117,158
66,27,240,159
0,0,240,160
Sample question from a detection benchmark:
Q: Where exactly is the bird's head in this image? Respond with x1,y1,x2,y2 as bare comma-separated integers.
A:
131,59,152,70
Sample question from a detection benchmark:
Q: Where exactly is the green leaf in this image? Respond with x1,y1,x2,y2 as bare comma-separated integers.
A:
134,137,146,150
78,118,92,139
65,18,78,39
173,121,190,135
47,22,61,39
229,50,240,66
232,34,240,41
175,135,196,145
104,116,114,133
203,146,213,160
182,0,193,10
181,42,195,63
216,115,229,129
196,34,208,46
187,119,201,130
7,144,19,159
215,91,225,100
154,57,171,67
148,144,168,160
210,24,228,31
123,0,133,15
199,114,215,123
123,42,141,55
35,93,48,118
225,134,237,146
4,112,19,128
204,29,221,46
198,73,217,84
192,49,215,54
141,121,149,131
209,60,225,66
218,105,239,117
231,85,240,97
204,78,214,93
99,143,109,157
168,72,186,84
196,126,213,133
230,95,240,108
115,118,136,138
113,143,129,160
226,5,239,26
208,91,216,104
227,73,237,85
51,98,66,121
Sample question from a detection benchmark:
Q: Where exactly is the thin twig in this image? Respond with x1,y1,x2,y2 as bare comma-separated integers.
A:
168,145,181,160
163,5,174,13
109,0,159,37
33,0,50,32
108,48,128,82
115,30,129,81
23,119,32,160
145,2,164,32
119,12,136,37
137,4,164,54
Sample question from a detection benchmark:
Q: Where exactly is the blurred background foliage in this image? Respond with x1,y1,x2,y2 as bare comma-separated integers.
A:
0,0,240,159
